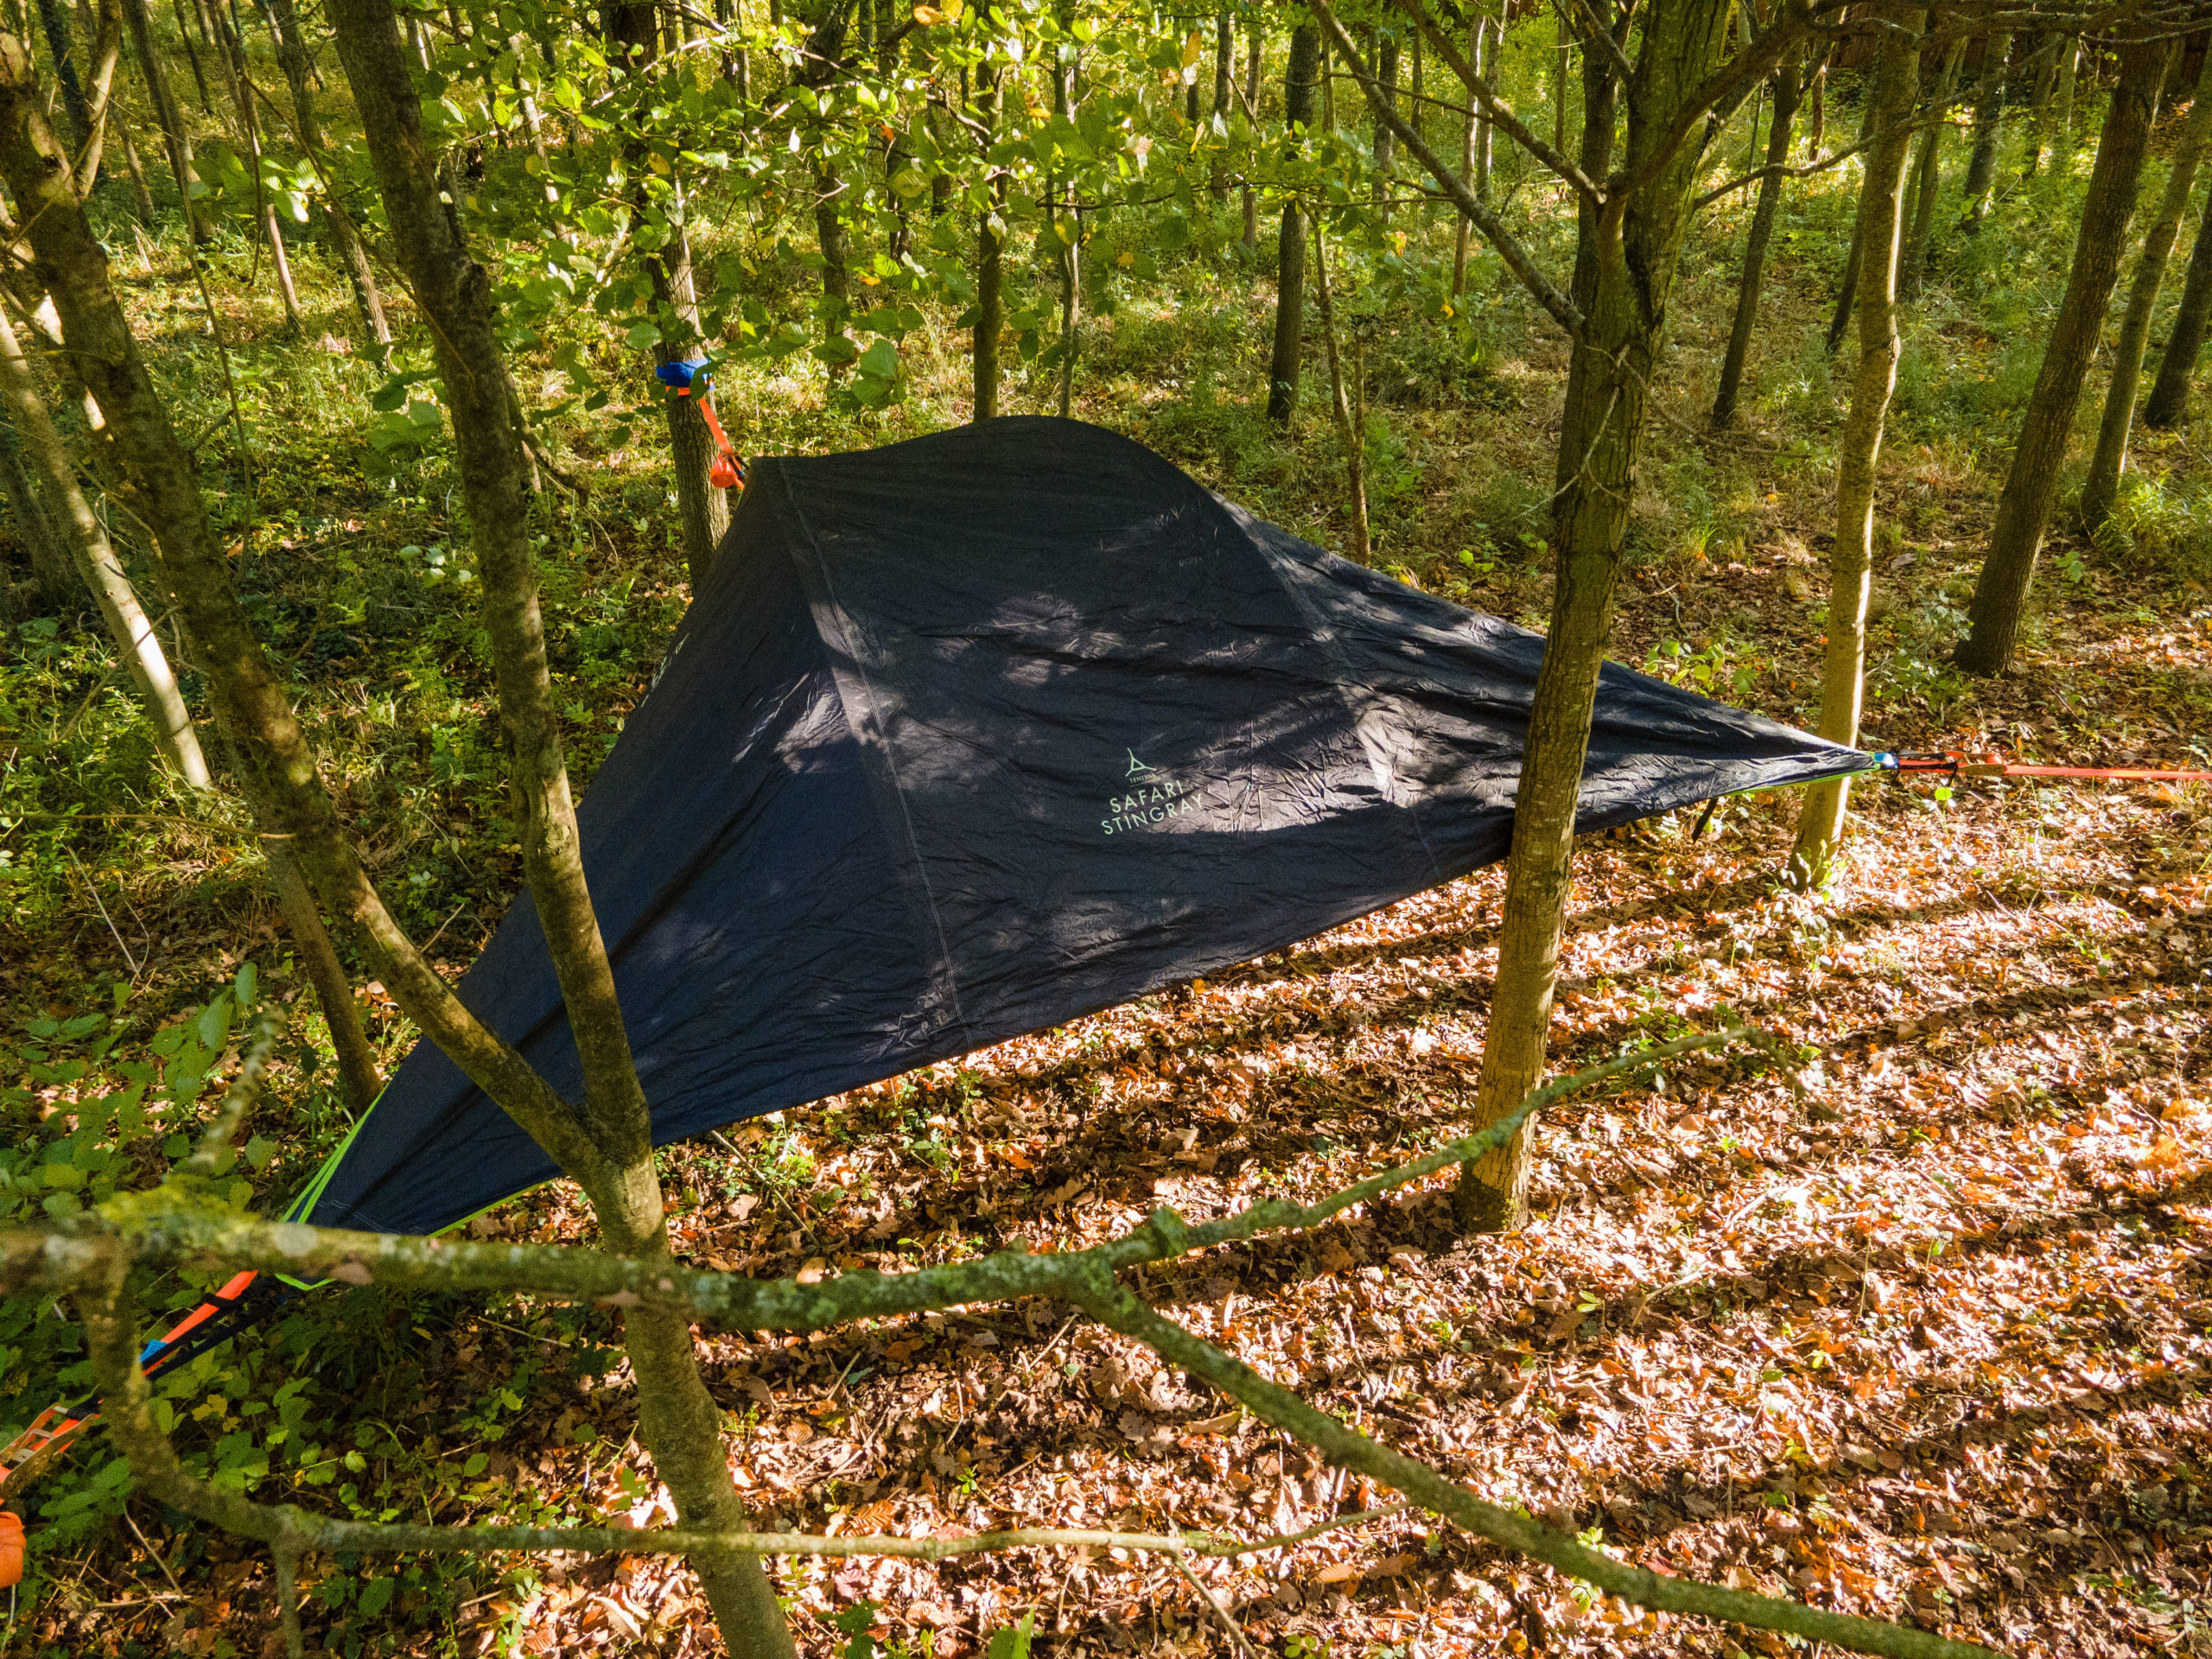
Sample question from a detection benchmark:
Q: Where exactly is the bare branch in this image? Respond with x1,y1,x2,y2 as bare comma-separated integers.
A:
1385,0,1601,203
1306,0,1585,340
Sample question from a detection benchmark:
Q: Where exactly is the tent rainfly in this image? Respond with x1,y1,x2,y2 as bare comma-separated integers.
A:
291,416,1870,1241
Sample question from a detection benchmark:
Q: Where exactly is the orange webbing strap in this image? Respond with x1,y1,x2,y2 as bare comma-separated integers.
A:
1885,751,2212,784
0,1268,264,1563
673,384,745,490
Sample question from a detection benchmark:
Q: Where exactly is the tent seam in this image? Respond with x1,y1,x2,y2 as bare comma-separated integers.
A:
767,461,969,1038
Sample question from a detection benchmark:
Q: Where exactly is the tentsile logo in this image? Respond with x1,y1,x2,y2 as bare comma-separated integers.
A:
1103,753,1194,836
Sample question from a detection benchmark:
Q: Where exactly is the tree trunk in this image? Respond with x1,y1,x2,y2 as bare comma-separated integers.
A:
120,0,212,241
1711,44,1802,427
35,0,90,145
1824,213,1859,354
1959,30,2009,233
2145,191,2212,427
1551,4,1567,151
117,110,155,220
1372,31,1395,216
1788,11,1920,888
172,0,212,111
0,298,211,786
1313,213,1366,562
2050,33,2077,162
308,2,806,1648
610,1,724,587
1958,36,2164,677
2018,31,2061,181
262,835,382,1114
1209,10,1230,201
263,0,390,344
0,415,75,608
1457,0,1732,1232
0,22,798,1655
2082,48,2212,528
1265,22,1319,423
1452,11,1480,294
1054,18,1077,415
211,0,303,330
1899,37,1962,300
970,55,1001,421
1240,22,1260,246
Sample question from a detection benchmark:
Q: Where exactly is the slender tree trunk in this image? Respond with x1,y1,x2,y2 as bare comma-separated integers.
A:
610,1,724,585
2018,30,2060,181
120,0,212,241
1265,22,1319,423
2050,33,2078,164
117,111,155,220
1313,213,1366,562
1824,215,1859,355
172,0,211,111
1712,44,1802,427
1789,14,1920,887
2145,192,2212,426
1240,22,1260,247
0,299,208,786
1474,10,1491,199
35,0,89,144
264,0,390,344
1551,4,1567,151
1452,11,1479,295
263,836,382,1115
1455,0,1732,1232
1959,29,2009,233
0,415,75,607
212,1,302,331
971,55,1001,421
1958,36,2164,676
2082,48,2212,528
1899,37,1962,300
1372,31,1396,218
0,11,791,1650
1054,20,1077,416
1209,10,1230,201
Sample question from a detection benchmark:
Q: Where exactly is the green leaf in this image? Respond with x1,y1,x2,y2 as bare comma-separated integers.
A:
233,962,256,1008
196,996,233,1052
356,1576,397,1617
626,321,660,350
856,339,899,380
986,1613,1036,1659
244,1135,276,1172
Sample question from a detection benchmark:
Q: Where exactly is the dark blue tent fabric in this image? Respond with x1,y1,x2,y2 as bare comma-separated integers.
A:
300,416,1868,1238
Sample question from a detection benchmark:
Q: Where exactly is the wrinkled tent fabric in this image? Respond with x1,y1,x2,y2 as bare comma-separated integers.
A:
298,417,1869,1239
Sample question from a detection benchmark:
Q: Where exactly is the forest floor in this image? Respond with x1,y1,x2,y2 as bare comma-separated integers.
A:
7,143,2212,1659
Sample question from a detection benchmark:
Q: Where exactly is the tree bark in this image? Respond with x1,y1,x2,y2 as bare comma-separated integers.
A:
0,413,76,609
1209,10,1230,201
0,28,793,1650
0,296,209,786
1788,10,1920,888
971,54,1001,421
1240,21,1260,247
1452,0,1734,1231
262,0,390,344
2082,47,2212,528
1312,213,1366,563
610,1,724,588
1959,29,2009,233
2145,190,2212,427
35,0,90,146
1899,37,1962,301
117,105,156,221
2018,30,2060,181
1265,22,1319,423
270,2,805,1648
119,0,212,240
1372,30,1396,214
210,0,302,331
1958,36,2164,677
1711,43,1802,427
262,835,382,1115
1452,10,1480,295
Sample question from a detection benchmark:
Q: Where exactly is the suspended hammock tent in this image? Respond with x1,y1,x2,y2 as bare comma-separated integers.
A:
291,416,1872,1241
